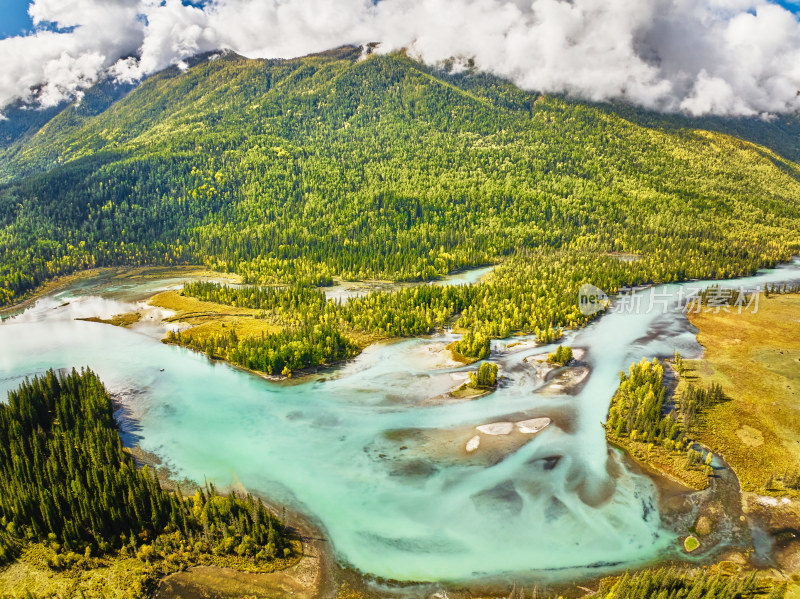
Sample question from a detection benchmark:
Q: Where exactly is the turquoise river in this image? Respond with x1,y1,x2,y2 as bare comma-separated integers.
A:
1,261,800,583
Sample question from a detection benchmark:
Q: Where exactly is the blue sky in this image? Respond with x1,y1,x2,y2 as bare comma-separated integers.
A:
0,1,210,39
0,0,32,38
777,0,800,11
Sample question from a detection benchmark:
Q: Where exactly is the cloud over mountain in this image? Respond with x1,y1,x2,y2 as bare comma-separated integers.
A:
3,0,800,116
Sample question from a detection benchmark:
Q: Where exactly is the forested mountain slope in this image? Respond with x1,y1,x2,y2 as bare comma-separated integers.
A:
1,45,799,317
598,102,800,165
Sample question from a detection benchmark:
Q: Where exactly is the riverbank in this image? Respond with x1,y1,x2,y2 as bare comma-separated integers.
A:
601,290,800,596
0,265,240,319
0,265,495,390
0,381,308,599
606,435,708,491
0,537,306,599
153,498,332,599
445,340,480,365
0,413,331,599
149,288,491,385
0,267,105,318
604,356,714,491
150,288,377,382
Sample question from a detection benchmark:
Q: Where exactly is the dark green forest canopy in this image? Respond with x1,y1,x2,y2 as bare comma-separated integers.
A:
1,47,799,338
0,369,292,566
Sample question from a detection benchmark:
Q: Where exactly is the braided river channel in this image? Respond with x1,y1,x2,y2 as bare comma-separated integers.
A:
2,260,800,583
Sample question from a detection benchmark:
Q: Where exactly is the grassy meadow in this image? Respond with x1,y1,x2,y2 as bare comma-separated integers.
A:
680,293,800,494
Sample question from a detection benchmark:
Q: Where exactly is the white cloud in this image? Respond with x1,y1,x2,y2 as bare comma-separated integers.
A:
2,0,800,116
0,0,143,108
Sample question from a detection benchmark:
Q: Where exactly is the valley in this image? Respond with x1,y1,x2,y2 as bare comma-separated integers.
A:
2,44,800,599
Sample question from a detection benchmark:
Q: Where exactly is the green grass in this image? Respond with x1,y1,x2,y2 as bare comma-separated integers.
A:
684,536,700,553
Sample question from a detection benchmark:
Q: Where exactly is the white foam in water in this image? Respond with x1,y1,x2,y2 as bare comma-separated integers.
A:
2,259,800,581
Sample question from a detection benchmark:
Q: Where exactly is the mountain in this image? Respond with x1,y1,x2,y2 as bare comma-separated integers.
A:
1,45,799,313
0,78,137,157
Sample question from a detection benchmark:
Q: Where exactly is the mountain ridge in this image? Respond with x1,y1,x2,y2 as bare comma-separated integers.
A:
0,46,799,318
3,45,800,180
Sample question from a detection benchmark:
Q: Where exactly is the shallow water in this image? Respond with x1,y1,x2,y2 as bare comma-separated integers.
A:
2,261,800,582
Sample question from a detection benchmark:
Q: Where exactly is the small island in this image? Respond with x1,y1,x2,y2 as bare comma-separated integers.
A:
547,345,574,366
449,362,499,400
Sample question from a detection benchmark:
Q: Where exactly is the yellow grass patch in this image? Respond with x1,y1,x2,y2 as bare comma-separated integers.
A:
449,384,490,400
79,312,142,327
149,290,282,344
0,544,152,599
736,425,764,448
681,293,800,494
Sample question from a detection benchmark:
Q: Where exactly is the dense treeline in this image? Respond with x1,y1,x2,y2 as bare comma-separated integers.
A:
457,327,492,359
183,280,328,315
335,283,477,337
180,279,491,366
548,345,573,365
0,369,292,567
180,278,514,360
765,282,800,297
167,323,359,376
599,568,781,599
0,48,799,323
175,232,798,364
469,362,498,388
183,234,766,362
0,369,174,555
607,359,681,447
